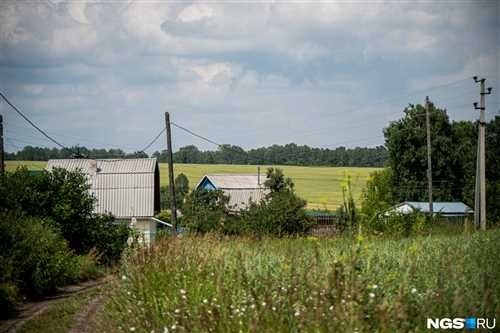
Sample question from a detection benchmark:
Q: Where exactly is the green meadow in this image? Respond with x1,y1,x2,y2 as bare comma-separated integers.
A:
5,161,379,209
96,230,500,332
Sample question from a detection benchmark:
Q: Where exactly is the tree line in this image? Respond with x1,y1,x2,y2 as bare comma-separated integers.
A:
5,146,148,161
156,144,388,167
6,143,388,167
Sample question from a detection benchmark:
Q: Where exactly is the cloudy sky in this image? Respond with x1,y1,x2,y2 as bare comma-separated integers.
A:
1,1,498,153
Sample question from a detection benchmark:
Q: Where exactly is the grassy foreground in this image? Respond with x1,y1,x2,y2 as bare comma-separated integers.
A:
5,161,378,209
97,230,500,332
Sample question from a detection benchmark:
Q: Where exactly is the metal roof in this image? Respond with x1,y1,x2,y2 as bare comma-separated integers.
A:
46,158,159,218
389,201,473,216
224,188,267,210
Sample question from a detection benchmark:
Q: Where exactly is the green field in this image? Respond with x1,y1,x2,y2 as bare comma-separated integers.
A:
5,161,379,209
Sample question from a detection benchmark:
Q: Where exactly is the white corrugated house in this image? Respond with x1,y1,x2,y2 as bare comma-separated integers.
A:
196,174,268,210
46,158,160,243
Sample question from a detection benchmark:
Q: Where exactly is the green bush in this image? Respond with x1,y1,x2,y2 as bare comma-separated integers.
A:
0,282,20,318
364,211,429,237
0,212,101,312
181,189,230,233
0,168,129,264
242,191,313,236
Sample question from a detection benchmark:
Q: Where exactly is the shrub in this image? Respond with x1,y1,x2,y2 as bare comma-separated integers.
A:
160,173,190,210
366,211,429,237
181,189,230,233
0,282,19,318
360,168,394,219
242,191,313,236
0,168,129,264
0,212,101,309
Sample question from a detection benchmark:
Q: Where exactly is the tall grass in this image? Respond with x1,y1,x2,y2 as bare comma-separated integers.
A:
98,231,500,332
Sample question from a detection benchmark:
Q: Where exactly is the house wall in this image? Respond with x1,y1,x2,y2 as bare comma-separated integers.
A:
134,218,157,244
118,217,157,245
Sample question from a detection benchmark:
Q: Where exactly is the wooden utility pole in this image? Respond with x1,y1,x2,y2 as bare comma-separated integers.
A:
473,77,492,231
0,114,4,174
425,96,433,217
165,112,177,235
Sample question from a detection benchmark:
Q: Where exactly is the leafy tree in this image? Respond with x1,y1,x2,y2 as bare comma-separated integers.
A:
160,173,190,210
264,167,294,193
242,191,312,236
181,189,230,233
384,101,461,202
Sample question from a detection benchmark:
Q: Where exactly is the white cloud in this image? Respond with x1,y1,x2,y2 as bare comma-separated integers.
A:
0,1,497,151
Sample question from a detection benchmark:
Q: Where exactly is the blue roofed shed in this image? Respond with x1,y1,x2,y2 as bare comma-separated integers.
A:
196,174,268,210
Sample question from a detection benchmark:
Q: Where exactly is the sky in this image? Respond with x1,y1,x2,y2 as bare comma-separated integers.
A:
0,0,499,153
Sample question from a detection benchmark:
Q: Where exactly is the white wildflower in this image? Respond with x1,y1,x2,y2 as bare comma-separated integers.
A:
329,305,334,311
174,309,180,314
163,327,169,333
294,311,300,317
411,288,417,294
261,302,266,307
203,299,208,304
171,324,176,330
129,328,136,332
180,289,186,295
369,293,375,298
372,284,378,289
122,275,127,280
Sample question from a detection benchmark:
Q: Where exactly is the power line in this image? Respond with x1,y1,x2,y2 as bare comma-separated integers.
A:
139,127,166,152
171,122,221,147
0,92,67,149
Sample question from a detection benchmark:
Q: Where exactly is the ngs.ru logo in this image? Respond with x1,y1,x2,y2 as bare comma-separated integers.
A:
427,317,496,330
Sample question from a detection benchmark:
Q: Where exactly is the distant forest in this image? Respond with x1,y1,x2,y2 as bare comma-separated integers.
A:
6,143,388,167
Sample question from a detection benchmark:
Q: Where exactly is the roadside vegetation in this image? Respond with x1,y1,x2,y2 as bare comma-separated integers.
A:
0,168,129,317
97,230,500,332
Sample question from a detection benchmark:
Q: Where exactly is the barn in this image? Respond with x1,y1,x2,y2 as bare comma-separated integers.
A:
196,174,268,210
46,158,160,243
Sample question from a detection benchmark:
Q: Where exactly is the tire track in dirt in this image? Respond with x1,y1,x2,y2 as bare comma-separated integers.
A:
0,277,109,333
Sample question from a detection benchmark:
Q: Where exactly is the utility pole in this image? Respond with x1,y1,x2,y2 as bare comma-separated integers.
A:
473,77,492,231
0,114,4,174
165,112,177,235
425,96,433,217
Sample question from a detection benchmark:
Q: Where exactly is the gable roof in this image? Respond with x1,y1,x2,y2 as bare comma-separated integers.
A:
46,158,159,218
196,174,268,210
389,201,473,216
196,174,266,189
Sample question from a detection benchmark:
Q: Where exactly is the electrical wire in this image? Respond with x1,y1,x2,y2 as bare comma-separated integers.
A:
139,127,166,152
0,92,67,149
171,122,222,147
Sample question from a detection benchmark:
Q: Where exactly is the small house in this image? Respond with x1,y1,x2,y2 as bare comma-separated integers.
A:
384,201,473,223
46,158,160,243
196,174,268,210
